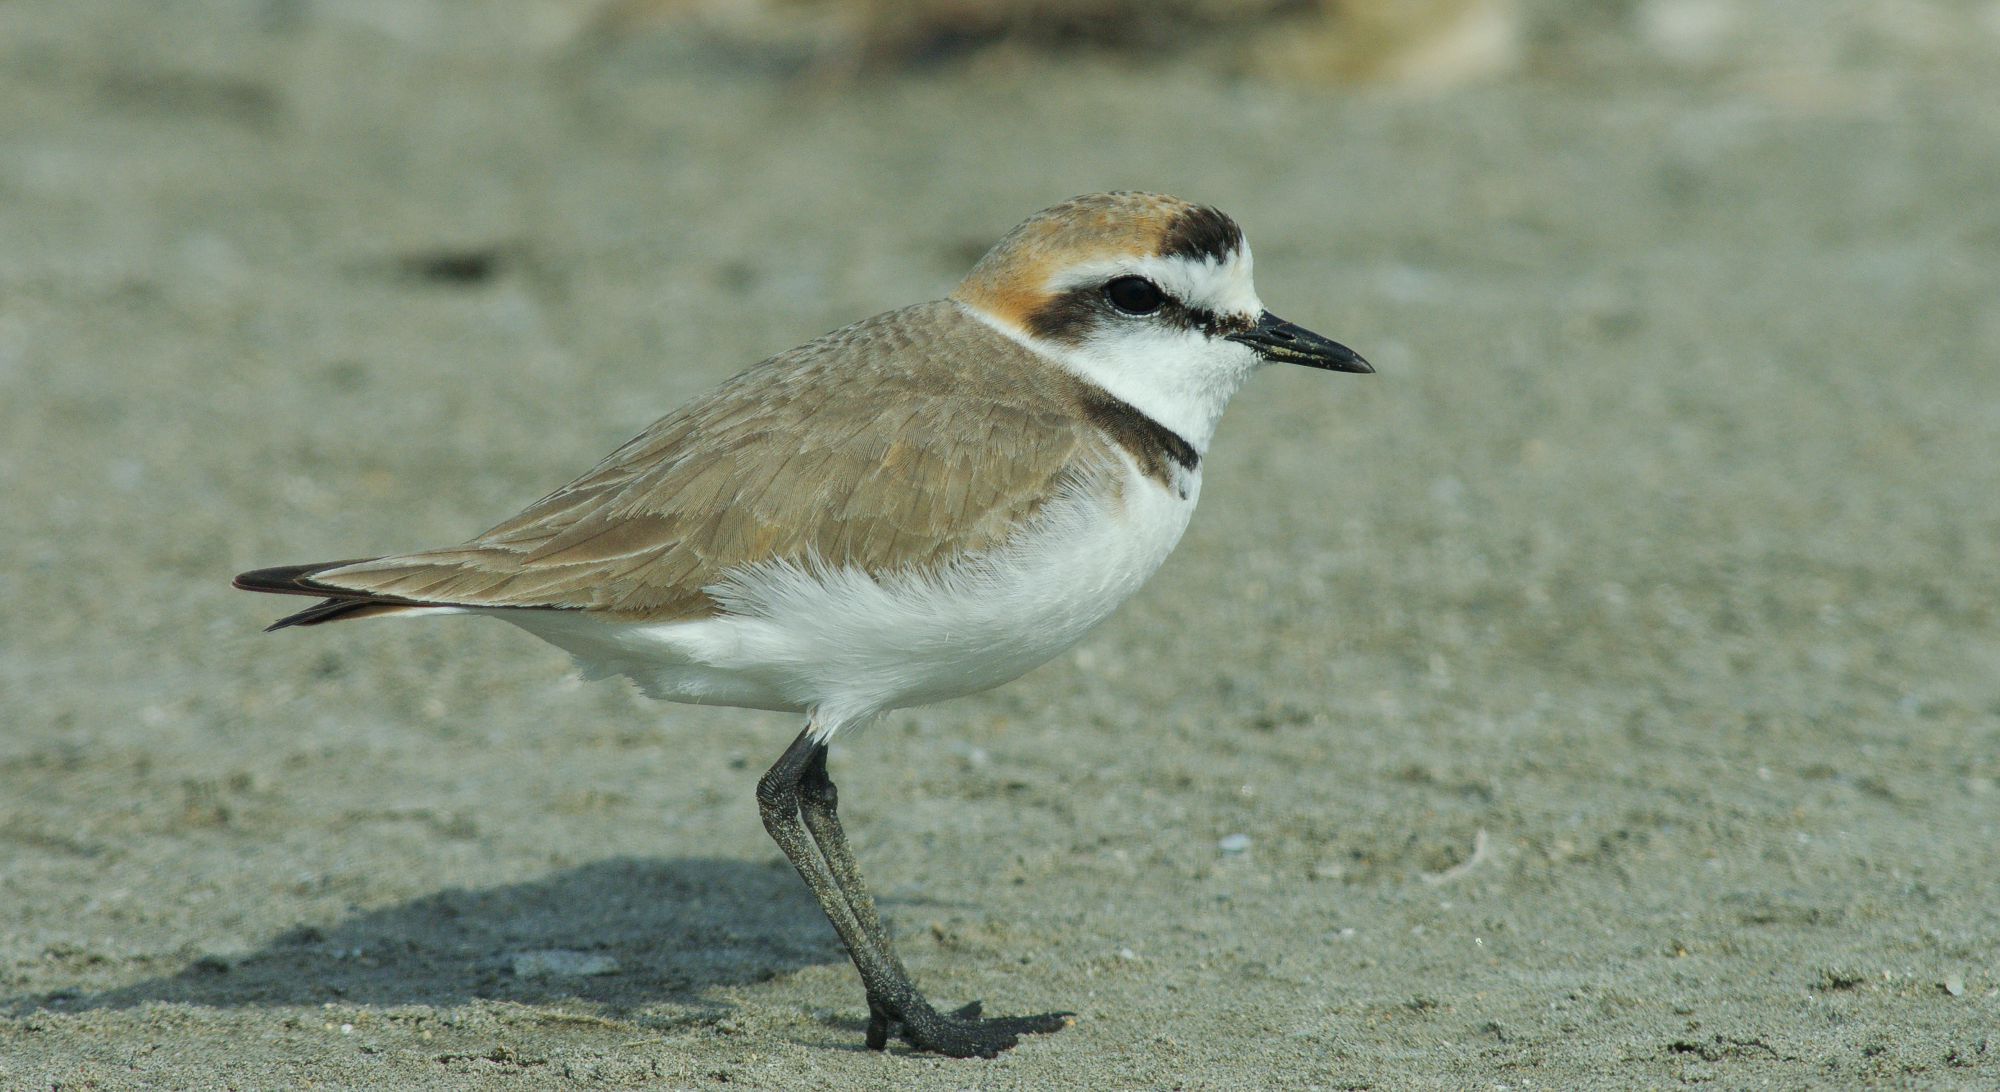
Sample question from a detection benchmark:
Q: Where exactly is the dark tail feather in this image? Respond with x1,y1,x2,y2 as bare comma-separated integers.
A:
232,560,377,597
264,597,423,631
234,560,431,631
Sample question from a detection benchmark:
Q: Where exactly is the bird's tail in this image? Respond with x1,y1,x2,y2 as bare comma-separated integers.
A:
233,560,435,631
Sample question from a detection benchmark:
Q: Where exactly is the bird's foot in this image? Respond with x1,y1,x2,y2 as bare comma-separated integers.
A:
867,999,1072,1058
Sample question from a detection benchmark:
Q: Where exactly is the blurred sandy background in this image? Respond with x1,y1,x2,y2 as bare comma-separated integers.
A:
4,1,1999,1087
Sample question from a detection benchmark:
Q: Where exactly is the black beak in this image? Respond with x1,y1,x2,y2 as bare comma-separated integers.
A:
1226,311,1372,373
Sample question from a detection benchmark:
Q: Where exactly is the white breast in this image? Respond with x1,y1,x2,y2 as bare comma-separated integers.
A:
500,457,1199,740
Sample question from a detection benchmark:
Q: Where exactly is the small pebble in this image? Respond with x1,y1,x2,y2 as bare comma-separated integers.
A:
1218,833,1252,855
1943,974,1965,997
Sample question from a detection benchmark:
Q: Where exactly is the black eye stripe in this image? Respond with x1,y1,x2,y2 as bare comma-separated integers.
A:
1022,285,1103,344
1165,299,1229,334
1199,308,1254,338
1022,283,1238,344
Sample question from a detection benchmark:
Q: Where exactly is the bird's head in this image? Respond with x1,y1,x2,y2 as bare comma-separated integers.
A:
953,192,1369,449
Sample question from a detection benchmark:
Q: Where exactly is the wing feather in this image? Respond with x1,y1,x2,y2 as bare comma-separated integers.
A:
306,301,1112,622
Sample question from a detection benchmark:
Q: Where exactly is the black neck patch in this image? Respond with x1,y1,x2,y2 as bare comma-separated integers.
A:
1075,386,1200,489
1158,206,1243,264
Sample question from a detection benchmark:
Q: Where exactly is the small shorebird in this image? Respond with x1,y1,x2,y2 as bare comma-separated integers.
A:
236,192,1370,1057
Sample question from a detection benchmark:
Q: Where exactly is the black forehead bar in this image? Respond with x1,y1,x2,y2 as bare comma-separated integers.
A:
1157,206,1243,264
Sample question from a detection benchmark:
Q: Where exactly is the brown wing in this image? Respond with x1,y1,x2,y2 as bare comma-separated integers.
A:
290,301,1110,622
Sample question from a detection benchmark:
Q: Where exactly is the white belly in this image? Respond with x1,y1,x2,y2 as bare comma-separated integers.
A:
500,462,1198,738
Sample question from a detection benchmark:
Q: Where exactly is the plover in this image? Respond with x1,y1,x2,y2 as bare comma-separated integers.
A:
236,192,1370,1057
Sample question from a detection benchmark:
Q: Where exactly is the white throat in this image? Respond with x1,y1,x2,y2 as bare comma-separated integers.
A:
954,300,1259,454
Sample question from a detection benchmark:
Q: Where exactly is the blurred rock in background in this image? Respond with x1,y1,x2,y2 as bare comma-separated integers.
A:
574,0,2000,98
583,0,1523,89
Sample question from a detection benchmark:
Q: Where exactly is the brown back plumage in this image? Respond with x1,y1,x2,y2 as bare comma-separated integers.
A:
244,300,1162,626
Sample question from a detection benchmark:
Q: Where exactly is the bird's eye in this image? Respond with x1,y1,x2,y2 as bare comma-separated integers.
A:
1104,276,1165,316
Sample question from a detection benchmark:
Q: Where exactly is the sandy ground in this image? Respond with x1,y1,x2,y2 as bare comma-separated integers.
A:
4,3,2000,1088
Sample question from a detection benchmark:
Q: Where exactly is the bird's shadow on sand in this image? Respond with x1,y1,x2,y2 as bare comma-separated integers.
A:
16,856,842,1018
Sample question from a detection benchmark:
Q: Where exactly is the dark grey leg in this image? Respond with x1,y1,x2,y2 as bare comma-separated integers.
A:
795,743,910,1048
758,727,1071,1057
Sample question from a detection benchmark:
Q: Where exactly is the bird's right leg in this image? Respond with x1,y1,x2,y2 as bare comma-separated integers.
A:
790,737,1071,1057
757,728,931,1047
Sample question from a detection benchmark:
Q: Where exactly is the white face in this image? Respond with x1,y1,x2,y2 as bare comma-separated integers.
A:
1017,245,1270,453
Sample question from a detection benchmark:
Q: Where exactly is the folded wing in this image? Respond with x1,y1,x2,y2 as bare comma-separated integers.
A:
238,301,1107,627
